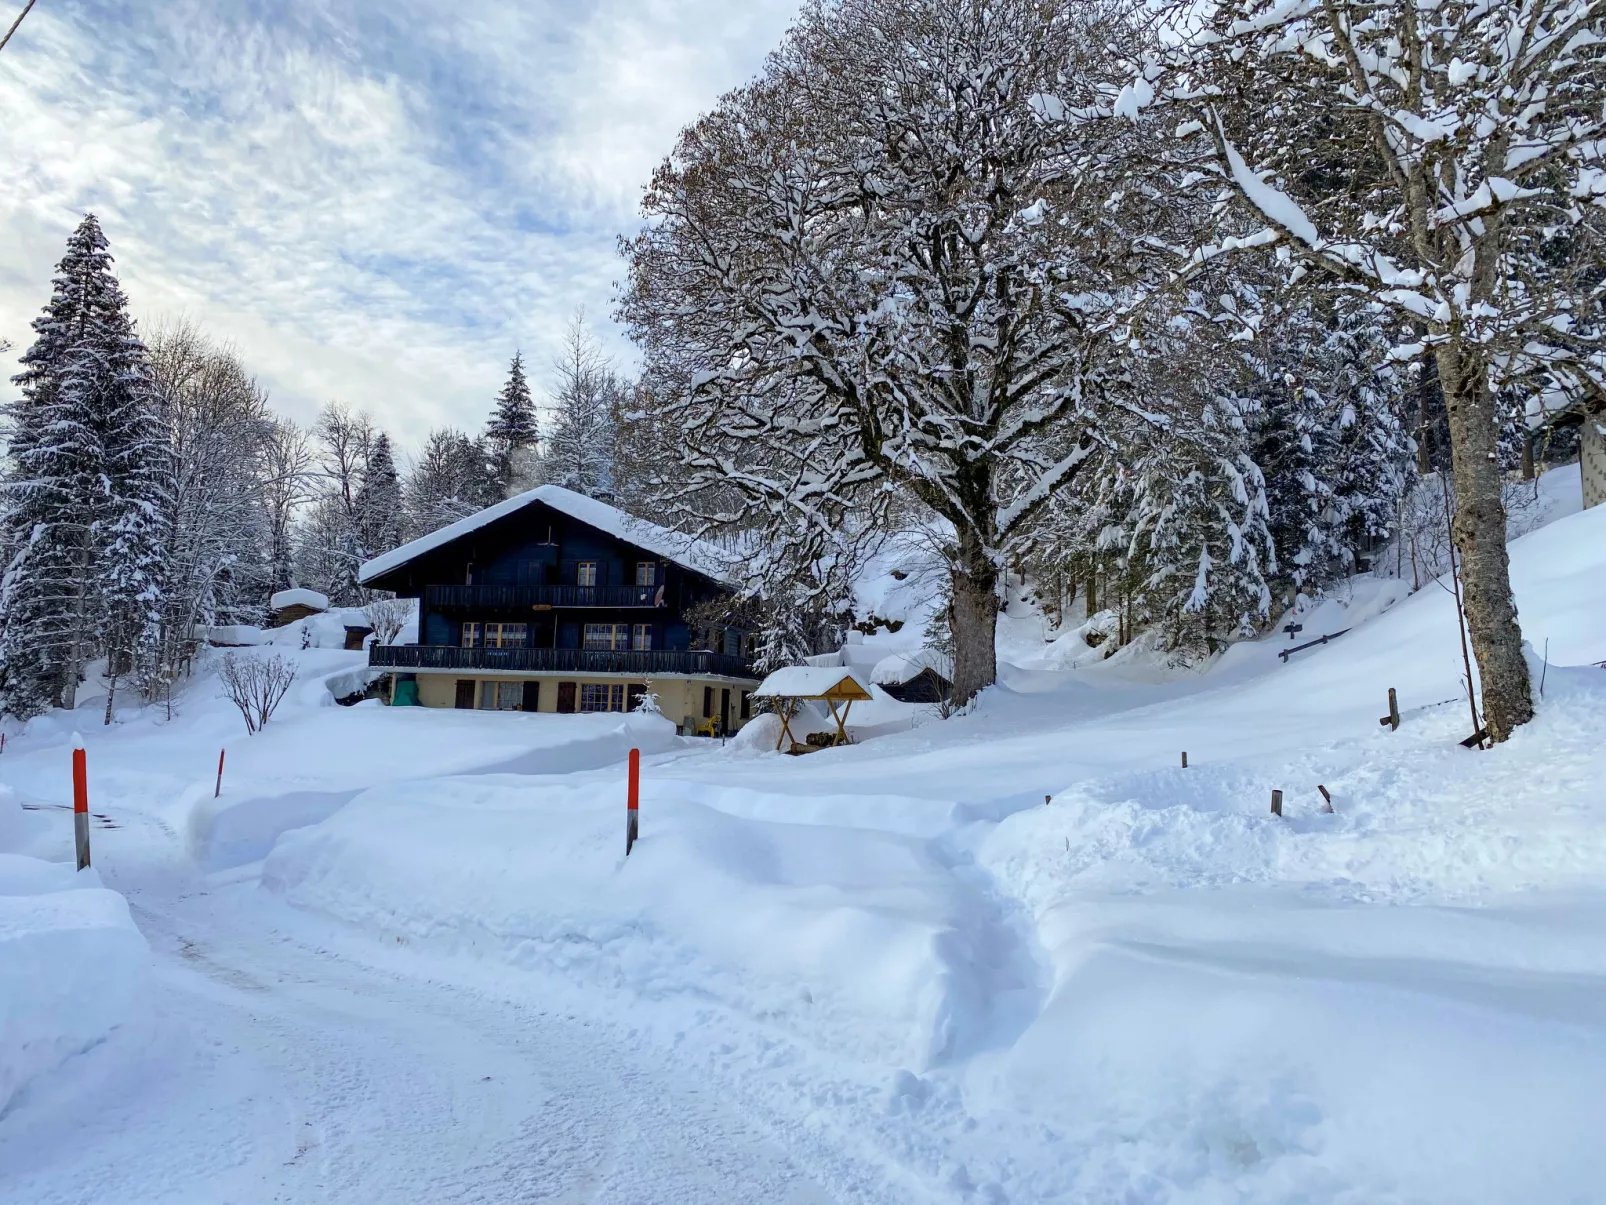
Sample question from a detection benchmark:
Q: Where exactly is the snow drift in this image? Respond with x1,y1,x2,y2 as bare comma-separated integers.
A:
0,849,147,1117
263,776,992,1068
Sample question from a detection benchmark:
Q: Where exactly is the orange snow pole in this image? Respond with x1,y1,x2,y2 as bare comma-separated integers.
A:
72,737,91,871
215,748,226,798
625,747,640,856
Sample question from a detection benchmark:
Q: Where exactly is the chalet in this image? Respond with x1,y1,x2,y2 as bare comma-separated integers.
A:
358,485,759,732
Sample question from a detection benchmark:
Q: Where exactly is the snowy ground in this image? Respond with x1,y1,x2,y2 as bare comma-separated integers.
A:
3,468,1604,1203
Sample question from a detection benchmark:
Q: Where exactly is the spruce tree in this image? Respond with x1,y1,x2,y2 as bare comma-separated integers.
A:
1,214,167,719
354,432,403,561
485,352,539,498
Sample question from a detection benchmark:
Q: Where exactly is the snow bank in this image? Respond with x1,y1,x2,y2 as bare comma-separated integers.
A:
0,856,147,1117
263,776,986,1067
188,712,677,870
968,663,1606,1199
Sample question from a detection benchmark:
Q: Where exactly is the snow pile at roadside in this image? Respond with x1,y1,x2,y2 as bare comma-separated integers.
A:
263,776,984,1067
189,711,678,870
955,659,1606,1200
0,840,147,1116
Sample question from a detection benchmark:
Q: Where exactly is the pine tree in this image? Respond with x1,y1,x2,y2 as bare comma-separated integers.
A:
0,214,168,719
354,432,403,561
544,313,618,499
485,352,540,498
403,427,488,539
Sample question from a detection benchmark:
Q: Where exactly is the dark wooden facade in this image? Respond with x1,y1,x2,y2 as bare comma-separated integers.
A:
361,492,757,720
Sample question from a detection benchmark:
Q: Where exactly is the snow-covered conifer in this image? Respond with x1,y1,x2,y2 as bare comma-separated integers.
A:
1,215,167,719
403,427,489,539
354,432,403,561
485,351,540,499
544,314,618,499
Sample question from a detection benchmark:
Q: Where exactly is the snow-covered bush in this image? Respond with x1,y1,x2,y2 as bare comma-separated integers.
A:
219,651,297,734
362,597,410,646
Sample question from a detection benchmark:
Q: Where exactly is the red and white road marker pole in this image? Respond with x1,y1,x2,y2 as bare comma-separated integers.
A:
215,748,226,798
625,747,640,856
72,732,91,871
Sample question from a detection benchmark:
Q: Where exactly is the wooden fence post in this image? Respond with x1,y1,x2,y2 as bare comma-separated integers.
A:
1181,751,1188,768
72,734,91,871
1270,789,1283,818
626,747,640,855
1378,688,1400,731
215,749,226,798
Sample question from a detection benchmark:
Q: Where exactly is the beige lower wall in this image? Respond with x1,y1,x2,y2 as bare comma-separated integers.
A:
406,672,755,728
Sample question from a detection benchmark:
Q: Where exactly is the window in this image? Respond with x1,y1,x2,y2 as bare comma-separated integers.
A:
740,691,751,721
580,683,626,712
723,628,741,656
584,623,630,651
703,686,714,718
480,681,522,710
577,561,598,587
636,562,657,586
461,622,481,649
632,623,652,651
484,622,527,649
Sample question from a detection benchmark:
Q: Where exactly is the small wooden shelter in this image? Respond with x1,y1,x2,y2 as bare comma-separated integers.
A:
752,667,874,754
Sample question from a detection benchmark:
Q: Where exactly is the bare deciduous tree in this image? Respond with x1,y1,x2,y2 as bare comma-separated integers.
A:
218,651,297,734
362,596,411,646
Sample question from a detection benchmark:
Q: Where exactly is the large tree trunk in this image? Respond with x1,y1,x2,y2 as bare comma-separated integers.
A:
949,535,999,707
1435,341,1533,742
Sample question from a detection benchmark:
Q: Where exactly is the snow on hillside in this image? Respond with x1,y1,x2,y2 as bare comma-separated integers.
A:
1,488,1603,1203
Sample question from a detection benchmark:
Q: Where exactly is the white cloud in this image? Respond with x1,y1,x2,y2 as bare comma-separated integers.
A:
0,0,800,450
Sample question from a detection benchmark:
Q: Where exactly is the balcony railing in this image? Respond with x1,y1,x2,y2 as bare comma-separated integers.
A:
424,583,663,610
370,644,756,679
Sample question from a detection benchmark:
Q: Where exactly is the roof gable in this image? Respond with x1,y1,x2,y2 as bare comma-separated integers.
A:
358,485,731,587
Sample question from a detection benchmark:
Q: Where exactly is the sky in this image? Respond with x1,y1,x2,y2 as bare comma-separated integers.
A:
0,0,801,453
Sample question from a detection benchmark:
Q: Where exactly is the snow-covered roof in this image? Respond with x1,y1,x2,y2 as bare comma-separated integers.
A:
358,485,731,586
752,667,874,699
270,588,329,612
870,648,954,686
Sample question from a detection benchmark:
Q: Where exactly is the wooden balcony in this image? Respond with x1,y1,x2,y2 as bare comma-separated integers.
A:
370,644,756,679
424,583,664,610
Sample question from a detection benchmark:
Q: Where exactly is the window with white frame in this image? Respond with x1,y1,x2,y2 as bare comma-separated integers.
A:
636,562,656,586
583,623,630,651
480,681,522,710
483,622,527,649
577,561,598,587
461,622,481,648
632,623,652,650
580,683,626,712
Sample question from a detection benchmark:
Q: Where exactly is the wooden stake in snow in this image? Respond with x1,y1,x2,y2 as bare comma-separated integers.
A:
1181,751,1188,768
1270,789,1283,818
1378,687,1400,731
625,747,640,856
215,749,226,798
72,734,91,871
1317,784,1334,813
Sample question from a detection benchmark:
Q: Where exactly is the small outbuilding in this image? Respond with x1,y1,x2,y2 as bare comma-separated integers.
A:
269,588,330,628
752,667,874,754
870,648,954,704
